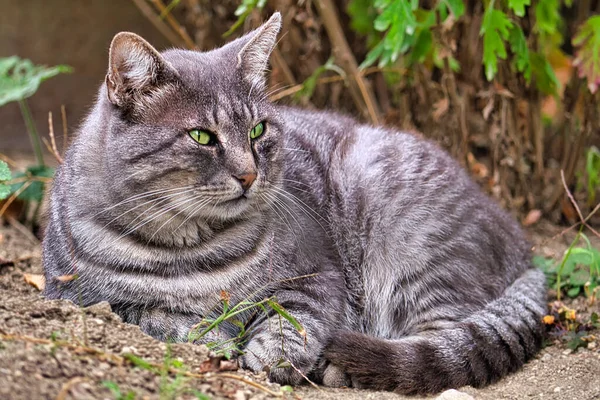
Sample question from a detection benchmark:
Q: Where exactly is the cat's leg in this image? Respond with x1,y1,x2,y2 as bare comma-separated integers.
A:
239,273,344,385
115,305,233,344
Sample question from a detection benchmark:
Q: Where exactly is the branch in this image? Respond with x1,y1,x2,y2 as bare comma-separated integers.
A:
131,0,188,48
313,0,381,124
561,169,600,238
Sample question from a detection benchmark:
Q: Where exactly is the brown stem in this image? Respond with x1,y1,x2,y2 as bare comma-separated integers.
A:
313,0,381,124
149,0,198,49
131,0,188,48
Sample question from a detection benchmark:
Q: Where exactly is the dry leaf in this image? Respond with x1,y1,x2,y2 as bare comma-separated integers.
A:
24,273,45,291
522,209,542,226
482,97,495,120
432,98,449,121
493,81,514,98
55,274,77,282
471,163,489,178
467,153,489,178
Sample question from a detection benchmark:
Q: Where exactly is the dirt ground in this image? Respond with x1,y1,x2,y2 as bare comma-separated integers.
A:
1,221,599,400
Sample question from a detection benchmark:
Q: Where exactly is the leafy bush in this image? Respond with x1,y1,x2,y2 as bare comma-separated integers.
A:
0,56,71,224
535,232,600,300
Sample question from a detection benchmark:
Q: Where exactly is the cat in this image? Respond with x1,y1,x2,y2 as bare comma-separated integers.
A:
42,12,547,394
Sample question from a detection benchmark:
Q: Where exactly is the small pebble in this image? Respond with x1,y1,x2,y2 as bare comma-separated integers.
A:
541,353,552,362
121,346,138,354
553,387,561,393
588,342,597,349
562,349,573,355
435,389,475,400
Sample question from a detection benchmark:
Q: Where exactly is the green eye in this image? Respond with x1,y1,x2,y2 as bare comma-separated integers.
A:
188,129,213,145
250,122,265,139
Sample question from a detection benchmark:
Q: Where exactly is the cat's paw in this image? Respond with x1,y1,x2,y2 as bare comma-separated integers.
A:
137,308,201,342
239,334,308,385
322,363,351,388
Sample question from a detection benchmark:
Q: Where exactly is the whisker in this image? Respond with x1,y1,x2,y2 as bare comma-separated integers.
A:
95,185,195,216
118,195,200,240
260,193,299,243
147,195,210,243
172,198,214,235
100,188,198,229
270,186,327,233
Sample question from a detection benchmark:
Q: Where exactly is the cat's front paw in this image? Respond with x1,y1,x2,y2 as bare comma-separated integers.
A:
136,308,201,342
239,332,311,385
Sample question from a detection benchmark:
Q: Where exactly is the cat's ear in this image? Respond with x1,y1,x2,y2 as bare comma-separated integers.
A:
106,32,177,107
237,13,281,90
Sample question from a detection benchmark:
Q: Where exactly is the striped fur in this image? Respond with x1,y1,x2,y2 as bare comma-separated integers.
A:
42,14,546,394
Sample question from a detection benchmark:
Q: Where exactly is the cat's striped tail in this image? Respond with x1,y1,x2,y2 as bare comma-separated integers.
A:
324,267,547,394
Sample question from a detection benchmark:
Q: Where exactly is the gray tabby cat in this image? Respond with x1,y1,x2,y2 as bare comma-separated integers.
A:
43,13,547,394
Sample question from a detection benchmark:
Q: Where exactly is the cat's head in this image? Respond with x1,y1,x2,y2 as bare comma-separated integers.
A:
100,13,283,227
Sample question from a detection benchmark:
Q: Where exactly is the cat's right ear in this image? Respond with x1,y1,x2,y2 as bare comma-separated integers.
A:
106,32,177,108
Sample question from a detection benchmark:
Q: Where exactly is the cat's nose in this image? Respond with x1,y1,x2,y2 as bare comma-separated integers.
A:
234,172,257,191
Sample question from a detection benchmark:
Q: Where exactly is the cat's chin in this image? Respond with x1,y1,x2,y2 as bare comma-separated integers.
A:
202,196,257,221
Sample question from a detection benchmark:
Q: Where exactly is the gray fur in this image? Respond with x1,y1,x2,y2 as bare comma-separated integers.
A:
42,13,546,394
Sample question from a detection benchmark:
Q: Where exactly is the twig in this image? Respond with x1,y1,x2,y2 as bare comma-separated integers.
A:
55,377,87,400
0,153,19,168
6,216,39,244
131,0,188,48
313,0,380,124
61,105,68,153
206,373,282,397
47,112,64,164
561,170,600,238
149,0,197,49
0,180,31,218
289,360,323,392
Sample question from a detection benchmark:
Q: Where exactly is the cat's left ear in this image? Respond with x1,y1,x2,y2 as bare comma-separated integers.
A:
237,12,281,90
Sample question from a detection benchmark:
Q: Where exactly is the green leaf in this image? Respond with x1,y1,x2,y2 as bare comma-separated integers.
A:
348,0,378,36
10,165,54,202
481,7,513,81
0,57,72,107
529,52,559,95
443,0,465,18
567,248,594,266
360,41,385,69
122,353,157,372
507,0,531,17
266,299,306,339
567,286,581,298
572,16,600,93
508,26,531,82
223,0,267,37
0,184,10,200
585,146,600,204
533,255,556,272
409,29,433,65
535,0,560,36
0,160,11,181
570,269,591,287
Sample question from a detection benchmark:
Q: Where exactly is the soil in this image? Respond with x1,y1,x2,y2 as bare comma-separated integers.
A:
1,221,599,400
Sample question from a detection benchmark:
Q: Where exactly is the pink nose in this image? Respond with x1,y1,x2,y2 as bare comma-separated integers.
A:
234,172,257,191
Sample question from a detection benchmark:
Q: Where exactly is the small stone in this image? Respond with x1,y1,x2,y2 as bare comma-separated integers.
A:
84,301,113,316
588,342,597,349
541,353,552,362
562,349,573,355
435,389,475,400
234,390,247,400
553,387,561,393
121,346,138,355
